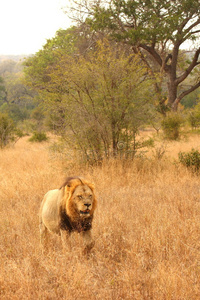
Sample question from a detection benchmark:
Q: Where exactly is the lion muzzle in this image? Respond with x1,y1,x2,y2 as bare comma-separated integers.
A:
80,203,91,215
80,209,91,215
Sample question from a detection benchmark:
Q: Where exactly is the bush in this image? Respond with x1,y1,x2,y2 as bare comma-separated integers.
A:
0,113,16,148
29,131,48,142
188,111,200,129
178,148,200,173
161,113,183,140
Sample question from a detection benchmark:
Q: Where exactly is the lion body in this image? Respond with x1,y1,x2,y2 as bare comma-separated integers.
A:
39,189,63,234
39,177,97,254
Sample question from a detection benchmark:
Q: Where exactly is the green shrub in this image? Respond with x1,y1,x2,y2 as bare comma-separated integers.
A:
29,131,48,142
161,113,183,140
141,137,154,148
0,113,16,148
188,112,200,129
178,148,200,173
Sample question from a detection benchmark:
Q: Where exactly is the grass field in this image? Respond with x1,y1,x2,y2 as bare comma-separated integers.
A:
0,135,200,299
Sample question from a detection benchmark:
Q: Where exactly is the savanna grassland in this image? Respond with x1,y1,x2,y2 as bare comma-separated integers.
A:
0,135,200,299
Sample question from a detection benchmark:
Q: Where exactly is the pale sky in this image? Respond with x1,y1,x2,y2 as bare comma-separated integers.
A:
0,1,198,56
0,0,72,55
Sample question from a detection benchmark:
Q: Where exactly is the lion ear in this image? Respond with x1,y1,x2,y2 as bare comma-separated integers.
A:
65,185,71,192
64,186,72,202
88,182,95,191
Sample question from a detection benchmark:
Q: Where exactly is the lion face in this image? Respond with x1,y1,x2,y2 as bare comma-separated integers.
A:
72,184,95,217
63,178,97,220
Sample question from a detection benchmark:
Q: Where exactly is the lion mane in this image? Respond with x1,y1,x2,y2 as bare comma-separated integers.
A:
39,176,97,254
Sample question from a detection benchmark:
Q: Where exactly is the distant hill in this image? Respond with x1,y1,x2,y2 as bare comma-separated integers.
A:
0,55,30,62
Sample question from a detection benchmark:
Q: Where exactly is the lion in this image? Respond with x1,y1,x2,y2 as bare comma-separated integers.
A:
39,176,97,255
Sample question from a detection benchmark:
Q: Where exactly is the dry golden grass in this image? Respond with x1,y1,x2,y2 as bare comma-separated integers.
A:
0,136,200,299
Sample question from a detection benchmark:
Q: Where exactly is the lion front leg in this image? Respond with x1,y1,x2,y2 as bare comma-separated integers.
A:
81,230,95,256
39,222,49,252
60,229,71,252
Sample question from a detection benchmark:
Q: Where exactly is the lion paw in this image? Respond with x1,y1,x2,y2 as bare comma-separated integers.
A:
83,241,95,257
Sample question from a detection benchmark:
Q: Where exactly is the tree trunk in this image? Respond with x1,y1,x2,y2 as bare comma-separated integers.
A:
111,120,118,157
171,97,180,111
167,73,178,111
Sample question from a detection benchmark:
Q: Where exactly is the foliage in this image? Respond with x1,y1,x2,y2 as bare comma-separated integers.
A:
181,89,199,108
0,113,18,148
188,101,200,129
188,111,200,129
161,113,183,140
0,58,23,74
23,26,97,90
179,148,200,173
0,76,6,104
24,39,154,163
29,131,48,143
0,103,31,122
0,59,36,124
82,0,200,110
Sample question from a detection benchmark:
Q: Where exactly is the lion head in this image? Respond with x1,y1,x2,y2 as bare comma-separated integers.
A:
60,177,97,222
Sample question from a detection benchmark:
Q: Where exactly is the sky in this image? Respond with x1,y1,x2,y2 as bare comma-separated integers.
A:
0,1,198,56
0,0,72,55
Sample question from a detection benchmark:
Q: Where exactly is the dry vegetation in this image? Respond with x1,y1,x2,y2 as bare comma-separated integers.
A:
0,135,200,299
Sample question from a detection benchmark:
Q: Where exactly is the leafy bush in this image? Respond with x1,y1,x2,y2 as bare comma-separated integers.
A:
188,111,200,129
178,149,200,173
162,113,183,140
188,103,200,129
29,131,48,142
0,113,16,148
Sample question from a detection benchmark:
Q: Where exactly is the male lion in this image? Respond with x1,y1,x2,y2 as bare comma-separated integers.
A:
39,177,97,255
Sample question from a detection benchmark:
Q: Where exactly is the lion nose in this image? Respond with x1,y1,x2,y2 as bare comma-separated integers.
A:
84,203,91,208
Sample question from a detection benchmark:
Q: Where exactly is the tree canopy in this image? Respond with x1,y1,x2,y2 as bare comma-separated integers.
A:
73,0,200,110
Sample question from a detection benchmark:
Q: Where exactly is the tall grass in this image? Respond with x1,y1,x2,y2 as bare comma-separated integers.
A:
0,136,199,299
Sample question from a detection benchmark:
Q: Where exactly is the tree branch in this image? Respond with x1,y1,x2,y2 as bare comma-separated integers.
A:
139,44,162,67
177,81,200,105
177,15,193,34
183,17,200,36
180,81,200,99
165,54,172,65
175,47,200,85
190,29,200,35
172,81,200,110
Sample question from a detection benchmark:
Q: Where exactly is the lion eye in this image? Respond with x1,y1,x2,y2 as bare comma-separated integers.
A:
78,195,83,200
89,195,93,199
